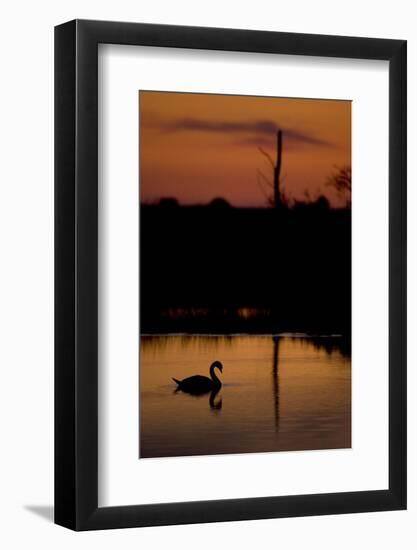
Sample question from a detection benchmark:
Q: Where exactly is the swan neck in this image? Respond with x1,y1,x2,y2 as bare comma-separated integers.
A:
210,364,221,384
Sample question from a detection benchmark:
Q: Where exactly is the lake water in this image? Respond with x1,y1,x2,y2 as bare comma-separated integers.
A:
139,335,351,458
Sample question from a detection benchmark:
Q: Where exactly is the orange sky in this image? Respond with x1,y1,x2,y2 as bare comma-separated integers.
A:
139,91,351,208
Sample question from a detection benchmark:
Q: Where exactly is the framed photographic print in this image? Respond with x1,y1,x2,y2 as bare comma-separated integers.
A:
55,20,406,530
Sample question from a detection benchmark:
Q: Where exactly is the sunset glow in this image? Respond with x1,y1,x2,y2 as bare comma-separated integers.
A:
140,91,351,207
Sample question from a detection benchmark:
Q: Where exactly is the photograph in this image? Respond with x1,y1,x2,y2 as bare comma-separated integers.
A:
139,91,352,459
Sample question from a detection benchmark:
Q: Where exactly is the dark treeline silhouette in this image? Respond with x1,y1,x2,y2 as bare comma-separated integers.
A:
140,200,351,337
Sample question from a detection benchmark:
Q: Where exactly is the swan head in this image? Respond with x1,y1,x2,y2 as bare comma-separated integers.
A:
211,360,223,373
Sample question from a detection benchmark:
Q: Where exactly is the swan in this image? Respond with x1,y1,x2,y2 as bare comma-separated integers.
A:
172,361,223,395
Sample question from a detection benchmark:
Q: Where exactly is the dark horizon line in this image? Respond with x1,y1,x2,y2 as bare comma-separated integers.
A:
140,199,351,210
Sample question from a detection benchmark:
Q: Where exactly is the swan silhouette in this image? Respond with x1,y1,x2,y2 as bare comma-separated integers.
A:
172,361,223,395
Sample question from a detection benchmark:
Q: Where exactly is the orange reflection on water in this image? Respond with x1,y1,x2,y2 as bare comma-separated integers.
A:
139,335,351,458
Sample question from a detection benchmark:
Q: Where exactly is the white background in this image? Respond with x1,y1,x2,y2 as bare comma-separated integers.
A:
99,46,389,506
0,1,415,549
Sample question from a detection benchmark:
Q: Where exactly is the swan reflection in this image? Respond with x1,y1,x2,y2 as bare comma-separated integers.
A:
209,388,222,411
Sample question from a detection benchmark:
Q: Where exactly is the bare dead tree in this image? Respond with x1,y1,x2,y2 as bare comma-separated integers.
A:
274,130,283,208
258,130,284,209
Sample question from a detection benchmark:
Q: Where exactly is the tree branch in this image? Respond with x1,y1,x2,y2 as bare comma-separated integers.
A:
258,147,275,169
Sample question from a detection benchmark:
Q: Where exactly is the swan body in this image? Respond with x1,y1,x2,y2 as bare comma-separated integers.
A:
173,361,223,395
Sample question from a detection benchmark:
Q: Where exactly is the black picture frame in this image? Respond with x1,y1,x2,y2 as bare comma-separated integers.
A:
55,19,407,531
